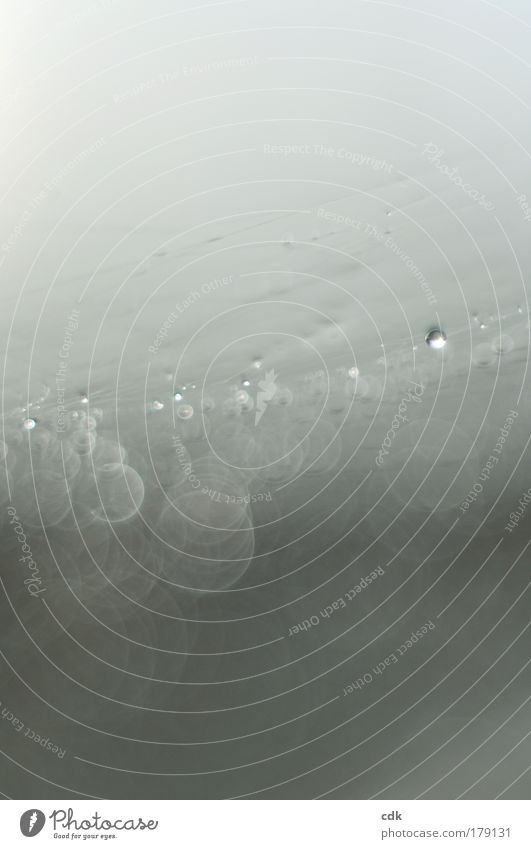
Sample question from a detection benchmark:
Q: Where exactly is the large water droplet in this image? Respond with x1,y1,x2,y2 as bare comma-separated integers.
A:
425,329,447,349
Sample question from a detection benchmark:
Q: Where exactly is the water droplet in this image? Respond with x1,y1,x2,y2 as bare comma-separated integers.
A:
241,378,251,387
80,394,89,404
425,329,447,349
22,418,37,431
348,366,359,379
150,400,164,411
176,404,194,420
173,391,183,402
253,357,262,369
479,322,487,330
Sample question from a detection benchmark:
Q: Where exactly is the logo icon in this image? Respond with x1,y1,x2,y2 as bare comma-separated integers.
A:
255,369,278,425
20,810,45,837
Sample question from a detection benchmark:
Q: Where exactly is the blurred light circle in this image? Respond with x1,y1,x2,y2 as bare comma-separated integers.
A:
69,429,96,455
92,463,145,523
92,437,127,466
16,470,72,528
292,419,342,475
176,404,194,420
78,414,98,431
491,334,514,355
157,512,255,592
272,387,294,407
222,398,242,418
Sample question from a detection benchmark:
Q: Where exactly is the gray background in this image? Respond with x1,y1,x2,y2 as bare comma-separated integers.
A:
0,0,530,799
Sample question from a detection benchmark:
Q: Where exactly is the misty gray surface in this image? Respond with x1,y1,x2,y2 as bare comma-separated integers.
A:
0,0,530,799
